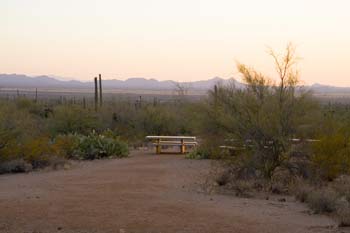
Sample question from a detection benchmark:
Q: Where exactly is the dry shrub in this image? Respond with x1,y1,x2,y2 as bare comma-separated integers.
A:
332,176,350,227
332,175,350,203
215,169,232,186
307,188,338,214
0,159,32,174
212,165,266,198
226,179,260,198
336,200,350,227
270,166,294,194
292,180,314,203
47,156,67,170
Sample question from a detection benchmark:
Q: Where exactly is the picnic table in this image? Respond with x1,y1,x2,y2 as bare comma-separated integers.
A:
145,136,197,154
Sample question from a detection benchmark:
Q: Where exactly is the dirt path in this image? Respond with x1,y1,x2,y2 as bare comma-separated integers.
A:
0,151,340,233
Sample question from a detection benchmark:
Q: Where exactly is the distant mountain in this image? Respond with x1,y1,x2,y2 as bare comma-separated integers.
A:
0,74,348,93
308,83,350,93
0,74,239,90
0,74,91,88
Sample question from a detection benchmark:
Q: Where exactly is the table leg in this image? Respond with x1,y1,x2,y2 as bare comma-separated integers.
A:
181,139,185,154
156,139,161,154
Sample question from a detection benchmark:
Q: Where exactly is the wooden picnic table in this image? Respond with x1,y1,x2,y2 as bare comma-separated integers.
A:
146,136,197,154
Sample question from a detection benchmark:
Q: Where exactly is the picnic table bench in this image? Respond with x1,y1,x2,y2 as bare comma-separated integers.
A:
145,136,197,154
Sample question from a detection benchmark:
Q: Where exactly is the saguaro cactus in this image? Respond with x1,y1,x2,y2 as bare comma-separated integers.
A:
99,74,103,107
94,77,98,111
214,84,218,106
83,97,86,109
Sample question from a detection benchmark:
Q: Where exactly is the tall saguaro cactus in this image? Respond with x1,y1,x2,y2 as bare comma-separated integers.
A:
94,77,98,111
214,84,218,107
83,97,86,109
35,88,38,103
99,74,103,107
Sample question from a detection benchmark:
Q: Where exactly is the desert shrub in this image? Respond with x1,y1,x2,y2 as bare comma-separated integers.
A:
138,105,180,135
292,179,314,203
270,166,295,194
20,136,56,169
294,186,310,203
312,134,350,180
336,199,350,227
74,131,128,160
306,188,338,214
228,179,258,198
0,100,45,161
0,159,33,174
46,156,68,170
291,176,350,226
332,175,350,203
49,105,100,135
52,133,80,159
215,169,231,186
199,44,319,179
186,146,211,160
212,166,266,197
14,97,46,117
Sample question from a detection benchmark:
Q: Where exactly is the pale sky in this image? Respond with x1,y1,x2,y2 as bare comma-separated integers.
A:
1,0,350,86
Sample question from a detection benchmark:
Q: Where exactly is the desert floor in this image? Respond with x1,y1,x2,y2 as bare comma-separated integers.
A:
0,151,345,233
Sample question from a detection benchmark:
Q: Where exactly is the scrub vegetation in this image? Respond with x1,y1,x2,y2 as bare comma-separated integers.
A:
0,44,349,225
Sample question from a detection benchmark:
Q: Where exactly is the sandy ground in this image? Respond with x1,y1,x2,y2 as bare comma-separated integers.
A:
0,151,344,233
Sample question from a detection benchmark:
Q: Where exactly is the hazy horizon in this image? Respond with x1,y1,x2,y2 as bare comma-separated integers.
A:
2,0,350,86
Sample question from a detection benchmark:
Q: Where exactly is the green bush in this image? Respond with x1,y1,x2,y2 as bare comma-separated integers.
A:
49,105,100,135
74,131,129,160
312,134,350,180
186,146,210,160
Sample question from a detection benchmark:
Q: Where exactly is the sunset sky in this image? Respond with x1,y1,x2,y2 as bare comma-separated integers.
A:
1,0,350,86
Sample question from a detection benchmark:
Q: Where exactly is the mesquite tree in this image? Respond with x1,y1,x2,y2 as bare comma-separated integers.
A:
208,44,316,178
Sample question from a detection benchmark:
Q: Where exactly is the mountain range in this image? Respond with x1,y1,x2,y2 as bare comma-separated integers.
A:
0,73,349,93
0,74,240,90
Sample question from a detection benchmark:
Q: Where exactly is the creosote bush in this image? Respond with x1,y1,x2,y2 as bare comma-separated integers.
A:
291,177,350,226
306,188,338,214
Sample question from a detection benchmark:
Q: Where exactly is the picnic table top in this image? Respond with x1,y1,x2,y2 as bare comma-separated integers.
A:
146,136,196,140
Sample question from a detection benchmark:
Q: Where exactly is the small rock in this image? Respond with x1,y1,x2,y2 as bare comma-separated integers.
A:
278,198,286,202
57,227,62,231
